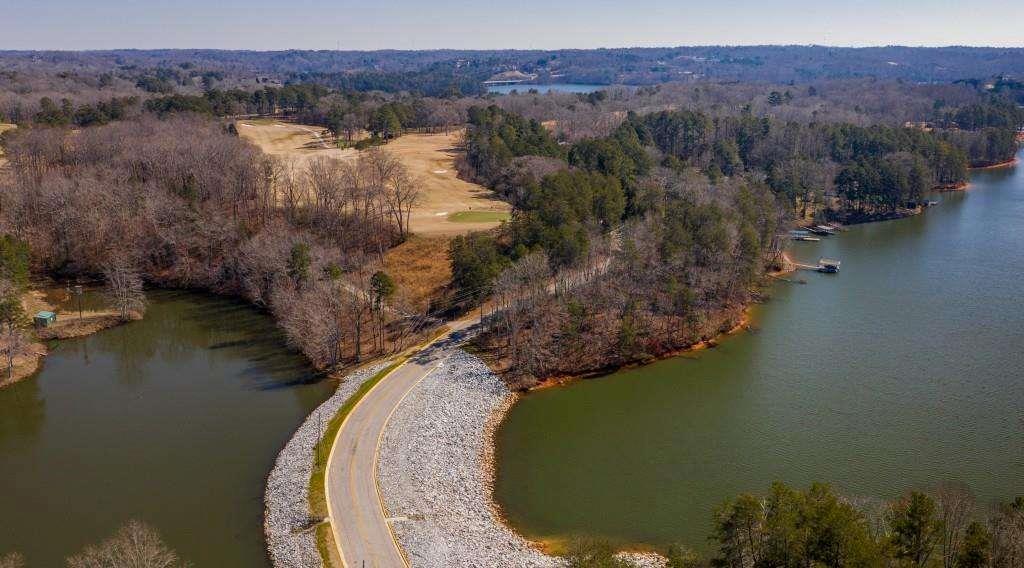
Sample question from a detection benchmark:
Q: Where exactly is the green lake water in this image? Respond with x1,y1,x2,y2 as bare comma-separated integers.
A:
0,291,333,566
495,155,1024,552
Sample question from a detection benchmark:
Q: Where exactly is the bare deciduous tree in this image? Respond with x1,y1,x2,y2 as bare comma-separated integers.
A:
0,326,31,381
492,252,550,376
66,520,183,568
990,498,1024,568
104,258,146,321
0,553,24,568
935,482,976,568
305,156,344,217
380,168,418,240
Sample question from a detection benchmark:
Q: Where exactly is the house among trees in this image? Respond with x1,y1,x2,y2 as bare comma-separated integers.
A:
255,75,282,86
483,70,538,86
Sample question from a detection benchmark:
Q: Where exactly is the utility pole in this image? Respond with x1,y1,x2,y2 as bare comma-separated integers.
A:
73,284,83,319
66,282,84,319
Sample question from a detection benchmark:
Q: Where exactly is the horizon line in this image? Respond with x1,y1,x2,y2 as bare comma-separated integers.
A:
3,43,1024,54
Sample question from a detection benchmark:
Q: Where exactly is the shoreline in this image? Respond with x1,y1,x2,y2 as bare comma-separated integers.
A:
526,307,753,392
515,254,791,393
1,289,134,390
935,181,971,192
481,149,1022,559
0,340,47,389
376,349,558,567
969,157,1019,170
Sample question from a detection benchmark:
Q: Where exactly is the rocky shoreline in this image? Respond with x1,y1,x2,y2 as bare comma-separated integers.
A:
265,347,667,568
377,349,554,567
264,361,390,568
376,348,666,568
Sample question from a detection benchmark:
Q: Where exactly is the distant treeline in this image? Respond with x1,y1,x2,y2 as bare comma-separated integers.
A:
6,46,1024,87
465,100,1018,219
143,83,331,116
289,60,493,98
33,95,139,127
13,84,468,153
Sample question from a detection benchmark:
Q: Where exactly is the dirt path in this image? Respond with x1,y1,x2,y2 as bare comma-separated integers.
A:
238,120,510,236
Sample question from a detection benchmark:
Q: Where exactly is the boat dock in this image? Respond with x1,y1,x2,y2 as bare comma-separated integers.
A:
790,257,842,273
786,224,842,273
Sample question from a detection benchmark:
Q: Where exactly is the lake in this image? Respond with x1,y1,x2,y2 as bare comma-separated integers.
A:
487,83,610,94
495,155,1024,552
0,291,333,566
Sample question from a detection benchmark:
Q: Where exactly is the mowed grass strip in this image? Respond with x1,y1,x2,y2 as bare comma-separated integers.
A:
308,359,407,519
446,210,511,223
315,522,343,568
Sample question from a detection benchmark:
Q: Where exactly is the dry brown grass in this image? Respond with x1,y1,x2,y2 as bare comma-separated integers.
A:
236,119,359,167
35,311,134,340
382,130,510,235
239,120,510,236
384,235,453,310
0,341,46,389
20,289,53,315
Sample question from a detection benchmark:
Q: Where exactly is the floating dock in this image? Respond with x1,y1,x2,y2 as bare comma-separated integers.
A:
817,258,841,273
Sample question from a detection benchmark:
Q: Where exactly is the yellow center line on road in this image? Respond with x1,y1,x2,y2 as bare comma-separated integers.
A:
324,322,468,568
372,359,448,568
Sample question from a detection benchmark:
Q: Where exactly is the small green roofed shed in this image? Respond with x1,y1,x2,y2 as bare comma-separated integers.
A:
34,311,57,327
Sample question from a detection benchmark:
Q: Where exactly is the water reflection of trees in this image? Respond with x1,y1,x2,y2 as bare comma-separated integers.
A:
0,376,46,452
90,291,323,395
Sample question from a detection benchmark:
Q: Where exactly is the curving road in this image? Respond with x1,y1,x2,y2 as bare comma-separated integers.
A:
324,319,477,568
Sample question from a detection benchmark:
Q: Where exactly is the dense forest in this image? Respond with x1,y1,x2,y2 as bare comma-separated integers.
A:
451,106,782,384
566,482,1024,568
0,115,433,372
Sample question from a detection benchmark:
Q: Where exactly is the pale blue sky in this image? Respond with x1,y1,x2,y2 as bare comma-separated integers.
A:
2,0,1022,50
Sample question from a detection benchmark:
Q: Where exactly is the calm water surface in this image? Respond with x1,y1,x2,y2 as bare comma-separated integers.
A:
0,291,333,566
496,155,1024,551
487,83,609,94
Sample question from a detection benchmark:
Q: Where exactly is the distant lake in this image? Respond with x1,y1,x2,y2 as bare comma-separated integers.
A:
495,153,1024,553
486,83,609,94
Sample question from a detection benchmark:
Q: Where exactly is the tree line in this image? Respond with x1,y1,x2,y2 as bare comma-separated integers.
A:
563,482,1023,568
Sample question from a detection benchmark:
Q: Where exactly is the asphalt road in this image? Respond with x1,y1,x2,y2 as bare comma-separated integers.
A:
325,320,477,568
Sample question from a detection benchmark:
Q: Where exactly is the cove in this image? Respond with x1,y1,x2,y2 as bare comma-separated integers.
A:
0,291,333,566
495,154,1024,552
